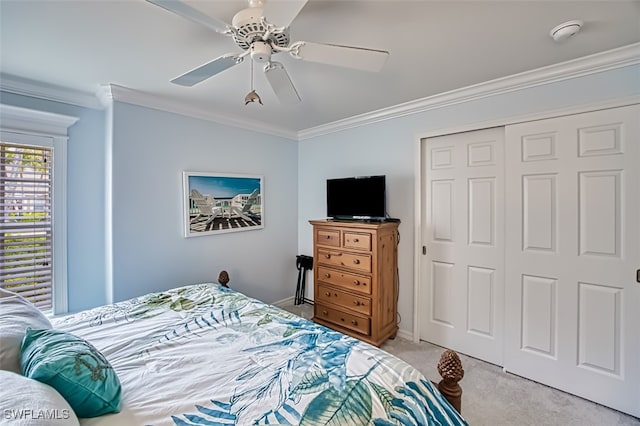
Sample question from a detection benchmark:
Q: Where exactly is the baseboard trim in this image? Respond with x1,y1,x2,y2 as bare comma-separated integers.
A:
397,328,414,341
272,296,295,307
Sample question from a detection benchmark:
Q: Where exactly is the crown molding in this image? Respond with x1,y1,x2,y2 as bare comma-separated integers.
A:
0,73,103,110
297,42,640,140
414,95,640,142
97,84,298,141
0,104,78,136
3,43,638,142
95,84,115,109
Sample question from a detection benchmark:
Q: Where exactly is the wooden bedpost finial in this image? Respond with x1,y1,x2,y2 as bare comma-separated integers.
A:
437,349,464,414
218,270,230,287
437,349,464,381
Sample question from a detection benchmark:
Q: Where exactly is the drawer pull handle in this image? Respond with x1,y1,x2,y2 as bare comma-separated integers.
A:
322,310,328,316
324,273,331,278
353,280,360,285
324,292,330,297
324,254,331,259
353,238,359,242
353,259,360,265
351,320,358,326
326,235,331,239
353,301,360,306
340,317,345,322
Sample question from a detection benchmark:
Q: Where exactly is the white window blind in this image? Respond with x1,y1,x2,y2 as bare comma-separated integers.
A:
0,141,53,309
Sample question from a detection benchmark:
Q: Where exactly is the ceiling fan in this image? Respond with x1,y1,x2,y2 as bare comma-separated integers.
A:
146,0,390,104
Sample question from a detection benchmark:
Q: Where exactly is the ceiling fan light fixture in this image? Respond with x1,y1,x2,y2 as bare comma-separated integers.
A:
150,0,389,106
250,41,272,63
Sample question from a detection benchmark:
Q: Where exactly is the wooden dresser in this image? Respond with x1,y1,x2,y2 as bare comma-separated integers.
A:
310,219,399,346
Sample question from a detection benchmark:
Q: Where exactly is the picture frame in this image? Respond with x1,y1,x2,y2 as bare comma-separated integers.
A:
183,171,263,237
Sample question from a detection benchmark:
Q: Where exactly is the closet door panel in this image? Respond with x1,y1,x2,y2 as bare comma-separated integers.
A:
421,127,505,365
504,104,640,417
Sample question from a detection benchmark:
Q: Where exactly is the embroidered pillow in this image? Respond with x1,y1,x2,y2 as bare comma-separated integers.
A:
0,289,52,373
0,370,80,425
20,328,121,418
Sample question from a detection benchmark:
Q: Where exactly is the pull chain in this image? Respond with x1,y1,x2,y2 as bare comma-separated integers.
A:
244,60,263,105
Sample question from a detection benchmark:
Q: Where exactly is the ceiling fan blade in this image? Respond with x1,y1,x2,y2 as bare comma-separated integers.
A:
290,41,389,72
171,54,244,86
146,0,230,34
264,62,301,104
262,0,308,28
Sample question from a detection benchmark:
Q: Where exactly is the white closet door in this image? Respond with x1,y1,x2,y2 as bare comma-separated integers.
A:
421,127,505,365
504,104,640,417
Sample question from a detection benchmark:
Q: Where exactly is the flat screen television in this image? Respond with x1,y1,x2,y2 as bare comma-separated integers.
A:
326,175,386,220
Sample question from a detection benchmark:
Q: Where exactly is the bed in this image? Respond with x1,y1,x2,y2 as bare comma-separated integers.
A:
3,275,467,425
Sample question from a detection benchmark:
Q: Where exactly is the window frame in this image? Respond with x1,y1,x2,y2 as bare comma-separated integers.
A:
0,104,77,314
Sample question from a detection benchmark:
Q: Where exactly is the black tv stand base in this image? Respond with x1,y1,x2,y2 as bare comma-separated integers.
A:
328,217,399,223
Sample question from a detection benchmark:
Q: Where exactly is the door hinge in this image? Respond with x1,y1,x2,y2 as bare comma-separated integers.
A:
422,246,427,255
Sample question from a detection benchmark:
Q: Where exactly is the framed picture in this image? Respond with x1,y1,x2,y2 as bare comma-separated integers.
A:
183,171,263,237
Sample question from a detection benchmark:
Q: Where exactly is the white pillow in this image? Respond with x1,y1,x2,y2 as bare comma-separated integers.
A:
0,370,80,425
0,289,52,373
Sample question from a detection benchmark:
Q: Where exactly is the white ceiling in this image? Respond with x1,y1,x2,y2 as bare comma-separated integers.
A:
1,1,639,134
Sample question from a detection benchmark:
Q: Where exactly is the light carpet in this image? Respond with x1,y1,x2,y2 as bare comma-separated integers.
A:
282,302,639,426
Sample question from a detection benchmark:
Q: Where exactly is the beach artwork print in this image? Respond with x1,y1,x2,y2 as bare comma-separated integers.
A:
183,172,263,237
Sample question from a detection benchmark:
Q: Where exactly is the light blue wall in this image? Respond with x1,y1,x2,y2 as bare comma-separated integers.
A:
297,65,640,336
0,93,299,311
2,64,637,319
0,92,107,312
110,102,299,304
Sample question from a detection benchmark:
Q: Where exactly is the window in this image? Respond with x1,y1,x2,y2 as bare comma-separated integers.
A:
0,142,53,309
0,104,77,313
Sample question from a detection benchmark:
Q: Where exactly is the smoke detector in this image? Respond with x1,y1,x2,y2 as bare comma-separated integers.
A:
550,20,583,42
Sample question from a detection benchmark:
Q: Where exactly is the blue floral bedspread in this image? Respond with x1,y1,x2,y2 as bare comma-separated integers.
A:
54,283,467,425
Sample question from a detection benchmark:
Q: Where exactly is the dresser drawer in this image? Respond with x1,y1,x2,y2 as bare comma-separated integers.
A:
315,304,370,336
317,249,372,273
316,283,372,316
316,266,372,295
316,229,340,247
343,231,372,251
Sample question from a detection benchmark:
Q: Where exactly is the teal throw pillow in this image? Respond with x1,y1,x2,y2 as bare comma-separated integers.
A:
20,328,121,418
